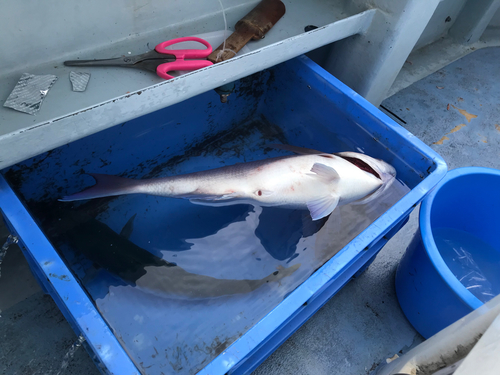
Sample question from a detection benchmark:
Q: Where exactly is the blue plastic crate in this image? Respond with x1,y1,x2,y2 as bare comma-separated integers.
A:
0,55,446,375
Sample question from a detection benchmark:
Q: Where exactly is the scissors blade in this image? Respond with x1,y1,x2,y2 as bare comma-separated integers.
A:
63,50,176,69
64,57,134,68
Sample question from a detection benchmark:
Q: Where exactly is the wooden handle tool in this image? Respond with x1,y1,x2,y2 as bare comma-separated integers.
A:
208,0,286,63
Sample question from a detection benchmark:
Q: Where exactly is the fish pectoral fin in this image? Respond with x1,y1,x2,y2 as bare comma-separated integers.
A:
306,164,341,220
267,144,327,155
309,163,340,182
307,194,340,221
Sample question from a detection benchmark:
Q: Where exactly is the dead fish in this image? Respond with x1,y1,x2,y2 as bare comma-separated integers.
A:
61,145,396,221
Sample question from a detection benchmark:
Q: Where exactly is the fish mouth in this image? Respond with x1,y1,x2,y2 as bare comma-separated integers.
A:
334,152,396,182
334,154,381,180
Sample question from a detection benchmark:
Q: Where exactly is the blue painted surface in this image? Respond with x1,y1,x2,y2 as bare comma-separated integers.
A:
0,55,447,375
0,177,140,375
396,167,500,339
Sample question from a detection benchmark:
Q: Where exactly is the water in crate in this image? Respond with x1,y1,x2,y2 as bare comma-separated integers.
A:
433,227,500,303
58,163,406,373
5,117,409,375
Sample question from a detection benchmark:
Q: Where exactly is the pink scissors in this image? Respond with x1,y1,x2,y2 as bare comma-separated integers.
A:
64,37,213,80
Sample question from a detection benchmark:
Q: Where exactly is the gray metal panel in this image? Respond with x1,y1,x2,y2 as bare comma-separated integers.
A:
449,0,500,44
489,6,500,27
0,6,377,169
5,0,496,170
413,0,467,51
0,0,256,76
322,0,442,107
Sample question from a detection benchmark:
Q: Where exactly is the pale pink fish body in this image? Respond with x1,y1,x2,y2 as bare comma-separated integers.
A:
61,146,396,221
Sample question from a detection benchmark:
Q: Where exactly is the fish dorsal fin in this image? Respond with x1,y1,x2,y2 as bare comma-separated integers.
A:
309,163,340,182
307,194,340,221
268,144,326,155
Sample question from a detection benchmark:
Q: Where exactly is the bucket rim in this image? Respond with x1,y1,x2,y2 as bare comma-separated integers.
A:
420,166,500,310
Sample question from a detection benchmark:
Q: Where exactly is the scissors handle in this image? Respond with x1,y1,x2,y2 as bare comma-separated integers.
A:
155,37,212,59
156,60,213,80
155,37,214,79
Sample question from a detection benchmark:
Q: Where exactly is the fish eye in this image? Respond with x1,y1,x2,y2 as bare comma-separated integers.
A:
257,190,262,196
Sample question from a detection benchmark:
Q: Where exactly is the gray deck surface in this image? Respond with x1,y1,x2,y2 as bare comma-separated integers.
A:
1,47,499,375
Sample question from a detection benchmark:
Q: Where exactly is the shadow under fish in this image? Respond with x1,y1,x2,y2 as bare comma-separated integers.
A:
255,207,329,261
150,203,253,251
55,210,300,299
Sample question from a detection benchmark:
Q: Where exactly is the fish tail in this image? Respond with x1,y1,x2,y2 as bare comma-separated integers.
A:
59,173,141,202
